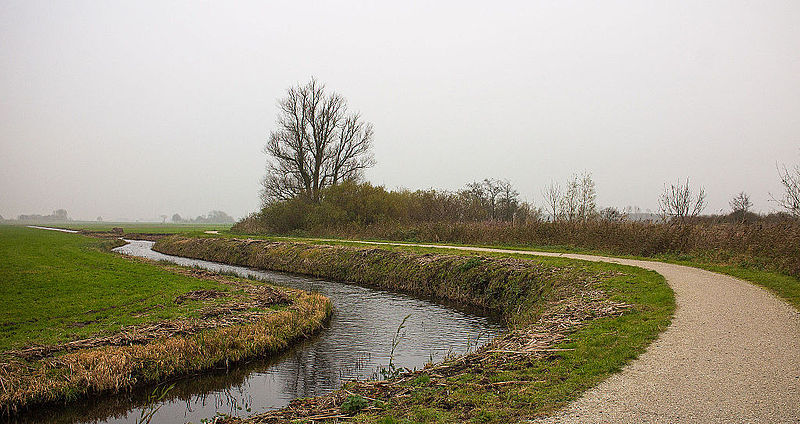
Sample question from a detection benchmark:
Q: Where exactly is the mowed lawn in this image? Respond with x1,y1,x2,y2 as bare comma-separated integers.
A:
0,225,233,352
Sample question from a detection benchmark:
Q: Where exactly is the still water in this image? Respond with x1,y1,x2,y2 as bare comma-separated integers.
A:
9,240,503,424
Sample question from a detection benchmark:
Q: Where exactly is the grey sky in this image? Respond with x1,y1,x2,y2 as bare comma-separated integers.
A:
1,1,798,221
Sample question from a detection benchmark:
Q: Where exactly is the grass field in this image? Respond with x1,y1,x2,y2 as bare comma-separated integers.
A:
0,225,331,412
0,226,236,351
60,221,233,234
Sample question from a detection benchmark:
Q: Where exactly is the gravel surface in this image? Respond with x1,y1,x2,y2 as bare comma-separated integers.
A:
340,241,800,423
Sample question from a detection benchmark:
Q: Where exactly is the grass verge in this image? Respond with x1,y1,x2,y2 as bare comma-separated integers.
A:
153,236,673,423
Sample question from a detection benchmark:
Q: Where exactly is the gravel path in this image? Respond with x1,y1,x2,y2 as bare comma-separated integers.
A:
335,240,800,423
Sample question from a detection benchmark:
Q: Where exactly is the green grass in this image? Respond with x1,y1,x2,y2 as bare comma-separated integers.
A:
0,225,238,352
60,221,232,234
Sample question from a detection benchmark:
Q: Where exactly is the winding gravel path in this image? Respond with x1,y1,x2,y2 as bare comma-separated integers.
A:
331,240,800,423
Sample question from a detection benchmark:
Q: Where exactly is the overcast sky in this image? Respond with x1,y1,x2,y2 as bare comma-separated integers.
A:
1,1,799,221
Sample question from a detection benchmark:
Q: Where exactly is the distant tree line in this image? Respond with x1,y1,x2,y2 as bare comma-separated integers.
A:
171,210,235,224
252,78,800,228
16,209,70,222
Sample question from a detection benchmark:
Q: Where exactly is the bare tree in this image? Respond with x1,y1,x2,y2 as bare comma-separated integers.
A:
658,178,706,223
558,172,597,222
261,78,375,204
495,179,520,222
771,162,800,217
542,181,562,222
578,172,597,222
481,178,504,220
563,175,581,222
729,192,752,223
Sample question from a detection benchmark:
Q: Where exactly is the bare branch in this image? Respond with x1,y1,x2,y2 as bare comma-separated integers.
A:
658,178,706,224
261,78,376,205
771,163,800,217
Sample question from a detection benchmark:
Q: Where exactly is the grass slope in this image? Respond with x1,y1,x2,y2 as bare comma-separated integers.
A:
360,263,672,423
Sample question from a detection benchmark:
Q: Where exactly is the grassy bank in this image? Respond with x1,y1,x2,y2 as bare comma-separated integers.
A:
0,226,331,414
224,232,800,313
336,239,800,313
154,236,674,423
233,218,800,278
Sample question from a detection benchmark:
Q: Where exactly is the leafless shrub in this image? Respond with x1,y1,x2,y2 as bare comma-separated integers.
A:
542,181,562,222
729,192,753,224
772,162,800,217
658,178,706,224
543,172,596,222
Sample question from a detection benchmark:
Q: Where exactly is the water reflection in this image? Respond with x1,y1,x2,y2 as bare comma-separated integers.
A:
6,240,504,424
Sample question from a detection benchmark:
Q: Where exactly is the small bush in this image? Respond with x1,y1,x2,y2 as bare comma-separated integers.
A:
341,394,369,414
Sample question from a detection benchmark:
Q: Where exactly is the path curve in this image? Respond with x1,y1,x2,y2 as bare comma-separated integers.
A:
327,240,800,423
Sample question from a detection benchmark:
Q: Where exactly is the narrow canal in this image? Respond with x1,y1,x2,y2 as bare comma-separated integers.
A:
10,239,504,424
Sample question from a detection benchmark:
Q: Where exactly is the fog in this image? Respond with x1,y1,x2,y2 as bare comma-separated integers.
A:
1,1,799,221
